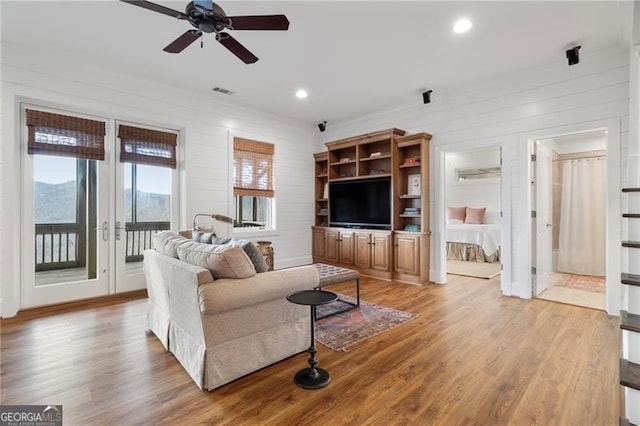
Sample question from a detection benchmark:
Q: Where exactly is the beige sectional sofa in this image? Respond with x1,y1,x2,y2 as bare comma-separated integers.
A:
144,232,319,390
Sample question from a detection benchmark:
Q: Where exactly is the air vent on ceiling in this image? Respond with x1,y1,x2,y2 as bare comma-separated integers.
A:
212,87,234,95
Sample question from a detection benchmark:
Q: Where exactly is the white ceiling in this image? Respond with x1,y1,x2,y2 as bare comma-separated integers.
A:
0,1,631,125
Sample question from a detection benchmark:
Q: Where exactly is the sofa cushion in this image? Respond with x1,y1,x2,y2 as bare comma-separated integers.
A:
153,231,190,258
177,241,257,279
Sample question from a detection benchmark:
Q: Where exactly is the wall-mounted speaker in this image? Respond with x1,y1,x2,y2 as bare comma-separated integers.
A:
422,90,433,104
566,45,581,66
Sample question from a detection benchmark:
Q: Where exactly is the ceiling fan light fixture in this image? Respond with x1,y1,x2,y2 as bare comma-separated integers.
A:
453,18,472,34
296,89,308,99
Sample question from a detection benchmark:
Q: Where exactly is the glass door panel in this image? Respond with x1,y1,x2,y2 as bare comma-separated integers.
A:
23,153,110,308
34,155,97,286
116,162,173,291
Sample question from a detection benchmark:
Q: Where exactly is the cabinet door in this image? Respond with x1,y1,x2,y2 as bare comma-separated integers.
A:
339,231,355,265
312,228,326,259
371,232,391,271
394,234,420,275
354,232,372,268
325,229,340,262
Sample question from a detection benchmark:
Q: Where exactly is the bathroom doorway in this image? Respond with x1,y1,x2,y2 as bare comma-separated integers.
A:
532,130,606,310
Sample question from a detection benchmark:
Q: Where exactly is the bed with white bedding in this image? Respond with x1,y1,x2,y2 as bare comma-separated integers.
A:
446,223,501,263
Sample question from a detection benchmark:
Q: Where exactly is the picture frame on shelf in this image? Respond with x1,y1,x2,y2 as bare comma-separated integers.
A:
408,174,421,196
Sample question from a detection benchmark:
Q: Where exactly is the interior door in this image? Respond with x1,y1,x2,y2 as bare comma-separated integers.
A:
534,141,553,295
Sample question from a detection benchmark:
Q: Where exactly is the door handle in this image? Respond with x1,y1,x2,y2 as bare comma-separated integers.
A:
546,223,553,228
95,221,108,241
115,221,126,241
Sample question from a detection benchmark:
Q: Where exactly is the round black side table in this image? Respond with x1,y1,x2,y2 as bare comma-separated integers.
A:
286,289,338,390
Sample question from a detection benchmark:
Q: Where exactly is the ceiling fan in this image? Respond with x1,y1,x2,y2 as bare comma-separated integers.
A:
120,0,290,64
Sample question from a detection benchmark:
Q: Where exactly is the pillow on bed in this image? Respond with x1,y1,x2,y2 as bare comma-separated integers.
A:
465,207,486,224
447,207,466,224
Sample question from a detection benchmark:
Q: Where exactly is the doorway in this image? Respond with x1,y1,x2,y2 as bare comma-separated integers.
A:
21,106,179,309
532,130,607,310
443,146,503,282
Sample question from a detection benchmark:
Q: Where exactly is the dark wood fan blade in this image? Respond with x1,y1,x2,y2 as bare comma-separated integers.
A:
227,15,289,30
119,0,188,20
218,33,258,64
163,30,202,53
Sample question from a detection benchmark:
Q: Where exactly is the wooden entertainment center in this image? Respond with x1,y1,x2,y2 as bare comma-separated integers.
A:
312,128,432,285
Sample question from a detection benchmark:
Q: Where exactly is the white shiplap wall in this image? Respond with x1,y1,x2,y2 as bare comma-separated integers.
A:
0,42,319,317
323,45,630,301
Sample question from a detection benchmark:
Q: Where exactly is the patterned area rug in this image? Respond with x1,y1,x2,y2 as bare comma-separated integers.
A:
315,295,417,352
554,274,605,293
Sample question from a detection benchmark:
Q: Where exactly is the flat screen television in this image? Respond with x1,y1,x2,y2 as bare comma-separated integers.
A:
329,177,391,230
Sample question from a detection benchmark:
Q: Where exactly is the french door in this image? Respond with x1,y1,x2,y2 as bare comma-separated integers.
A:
21,106,179,309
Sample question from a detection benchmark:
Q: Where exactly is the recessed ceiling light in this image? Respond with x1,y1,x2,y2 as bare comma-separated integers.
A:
296,89,308,99
453,18,472,34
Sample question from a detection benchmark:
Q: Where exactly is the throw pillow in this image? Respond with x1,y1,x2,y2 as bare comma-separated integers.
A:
153,231,189,258
447,206,466,224
211,237,232,245
465,207,487,224
229,238,269,273
177,241,257,279
192,228,215,244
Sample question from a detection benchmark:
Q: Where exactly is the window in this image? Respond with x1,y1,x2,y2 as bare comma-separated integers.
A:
233,138,274,229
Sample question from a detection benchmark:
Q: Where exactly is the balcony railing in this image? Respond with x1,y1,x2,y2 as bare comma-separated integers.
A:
35,221,170,271
35,223,83,271
124,221,170,262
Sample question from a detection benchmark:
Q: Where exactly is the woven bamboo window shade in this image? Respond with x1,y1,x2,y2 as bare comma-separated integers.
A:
26,109,106,160
233,138,274,197
118,125,178,169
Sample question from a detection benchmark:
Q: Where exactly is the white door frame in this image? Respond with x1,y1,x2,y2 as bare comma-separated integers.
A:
520,118,621,315
432,135,511,297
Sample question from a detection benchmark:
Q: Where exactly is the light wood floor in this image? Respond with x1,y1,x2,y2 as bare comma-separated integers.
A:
0,274,620,425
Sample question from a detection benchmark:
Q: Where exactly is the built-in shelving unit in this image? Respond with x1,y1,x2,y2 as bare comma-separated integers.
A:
393,133,431,233
312,128,432,285
314,152,329,227
620,188,640,425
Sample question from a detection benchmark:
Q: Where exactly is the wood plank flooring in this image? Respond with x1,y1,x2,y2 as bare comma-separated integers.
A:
0,274,620,425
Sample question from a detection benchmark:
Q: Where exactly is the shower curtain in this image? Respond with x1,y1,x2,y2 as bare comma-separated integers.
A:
557,157,606,276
